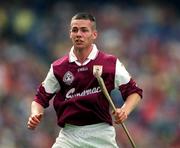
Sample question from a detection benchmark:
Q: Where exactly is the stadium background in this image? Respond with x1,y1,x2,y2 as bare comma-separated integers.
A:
0,0,179,147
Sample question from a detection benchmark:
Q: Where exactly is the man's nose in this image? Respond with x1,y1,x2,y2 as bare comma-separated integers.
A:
76,30,82,36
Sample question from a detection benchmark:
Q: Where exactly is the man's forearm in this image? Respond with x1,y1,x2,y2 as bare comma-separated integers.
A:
121,93,141,115
31,101,44,115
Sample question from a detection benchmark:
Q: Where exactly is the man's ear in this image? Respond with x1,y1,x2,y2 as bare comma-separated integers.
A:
93,31,98,40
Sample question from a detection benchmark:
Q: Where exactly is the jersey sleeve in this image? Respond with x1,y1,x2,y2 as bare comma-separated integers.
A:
34,64,61,108
114,59,131,88
115,59,142,101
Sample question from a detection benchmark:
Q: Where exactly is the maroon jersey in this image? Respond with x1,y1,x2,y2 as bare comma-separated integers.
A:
34,44,142,127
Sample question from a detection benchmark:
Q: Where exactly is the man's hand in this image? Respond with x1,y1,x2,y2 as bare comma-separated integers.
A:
27,113,43,130
112,108,128,124
112,93,141,124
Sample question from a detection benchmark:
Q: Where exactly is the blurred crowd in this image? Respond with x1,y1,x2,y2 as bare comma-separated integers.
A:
0,1,179,148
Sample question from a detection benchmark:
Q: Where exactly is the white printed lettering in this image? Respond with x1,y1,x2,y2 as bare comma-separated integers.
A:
66,87,101,99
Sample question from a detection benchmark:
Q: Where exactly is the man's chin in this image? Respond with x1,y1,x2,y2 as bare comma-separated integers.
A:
74,44,84,49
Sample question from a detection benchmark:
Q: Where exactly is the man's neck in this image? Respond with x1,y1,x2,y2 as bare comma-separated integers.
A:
74,45,93,64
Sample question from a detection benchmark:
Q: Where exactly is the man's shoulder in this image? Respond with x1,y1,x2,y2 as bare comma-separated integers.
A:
52,54,69,66
98,50,117,60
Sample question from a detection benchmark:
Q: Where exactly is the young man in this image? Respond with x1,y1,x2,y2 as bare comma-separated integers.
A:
27,12,143,148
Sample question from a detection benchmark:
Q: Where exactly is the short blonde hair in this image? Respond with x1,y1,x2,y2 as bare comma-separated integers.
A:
71,12,96,30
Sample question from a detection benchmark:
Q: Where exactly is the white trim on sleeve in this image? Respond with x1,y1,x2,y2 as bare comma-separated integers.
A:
42,65,60,93
114,59,131,88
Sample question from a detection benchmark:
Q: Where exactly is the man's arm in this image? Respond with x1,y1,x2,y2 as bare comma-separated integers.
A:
113,93,141,124
27,64,60,130
113,58,142,123
27,101,44,130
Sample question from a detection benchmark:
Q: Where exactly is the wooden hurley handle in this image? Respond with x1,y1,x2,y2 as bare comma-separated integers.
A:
95,74,137,148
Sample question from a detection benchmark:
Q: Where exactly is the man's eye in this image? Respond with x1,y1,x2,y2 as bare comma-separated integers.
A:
81,29,89,32
72,29,78,32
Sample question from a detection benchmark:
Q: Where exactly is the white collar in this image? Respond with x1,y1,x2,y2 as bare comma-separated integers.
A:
69,44,99,63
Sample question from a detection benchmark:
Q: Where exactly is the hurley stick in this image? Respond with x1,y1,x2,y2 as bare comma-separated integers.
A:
95,74,137,148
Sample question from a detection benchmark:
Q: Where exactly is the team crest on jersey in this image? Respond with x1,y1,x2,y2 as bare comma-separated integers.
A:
63,71,74,85
93,65,103,77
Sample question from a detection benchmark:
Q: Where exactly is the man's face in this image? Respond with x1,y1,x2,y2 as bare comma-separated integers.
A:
70,19,97,50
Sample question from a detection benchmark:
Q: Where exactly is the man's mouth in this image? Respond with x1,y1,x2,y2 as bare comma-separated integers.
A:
75,40,83,44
